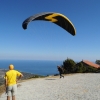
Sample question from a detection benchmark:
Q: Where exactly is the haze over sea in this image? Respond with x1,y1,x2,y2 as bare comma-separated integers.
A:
0,60,63,76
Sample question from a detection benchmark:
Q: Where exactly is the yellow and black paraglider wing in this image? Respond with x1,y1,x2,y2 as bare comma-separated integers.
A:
22,12,76,36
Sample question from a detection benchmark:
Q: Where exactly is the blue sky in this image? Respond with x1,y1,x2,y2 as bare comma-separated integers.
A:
0,0,100,62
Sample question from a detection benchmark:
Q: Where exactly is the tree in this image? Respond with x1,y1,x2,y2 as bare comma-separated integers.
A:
75,62,86,73
95,60,100,65
63,58,76,73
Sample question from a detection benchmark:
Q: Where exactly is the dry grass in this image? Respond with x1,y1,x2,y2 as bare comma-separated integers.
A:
0,85,5,96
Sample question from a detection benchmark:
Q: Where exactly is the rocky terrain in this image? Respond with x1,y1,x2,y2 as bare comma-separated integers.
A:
1,73,100,100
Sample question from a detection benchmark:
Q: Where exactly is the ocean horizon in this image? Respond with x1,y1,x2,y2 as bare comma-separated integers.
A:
0,60,63,76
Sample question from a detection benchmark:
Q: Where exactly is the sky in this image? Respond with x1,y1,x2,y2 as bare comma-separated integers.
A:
0,0,100,62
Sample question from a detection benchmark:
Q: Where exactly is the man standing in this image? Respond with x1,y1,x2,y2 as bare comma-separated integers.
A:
4,64,23,100
57,65,64,78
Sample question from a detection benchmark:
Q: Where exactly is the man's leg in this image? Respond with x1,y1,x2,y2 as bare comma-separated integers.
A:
12,84,17,100
62,74,64,78
62,75,64,78
60,72,62,78
61,74,63,78
12,96,15,100
7,86,12,100
7,96,10,100
60,73,64,78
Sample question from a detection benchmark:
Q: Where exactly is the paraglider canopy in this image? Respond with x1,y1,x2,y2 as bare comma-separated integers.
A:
22,12,76,36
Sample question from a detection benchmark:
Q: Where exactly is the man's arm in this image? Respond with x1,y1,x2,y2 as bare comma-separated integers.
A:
17,73,23,83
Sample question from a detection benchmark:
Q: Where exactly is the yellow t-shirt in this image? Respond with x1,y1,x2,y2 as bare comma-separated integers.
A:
5,70,22,86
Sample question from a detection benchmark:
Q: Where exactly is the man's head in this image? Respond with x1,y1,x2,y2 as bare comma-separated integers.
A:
9,64,14,70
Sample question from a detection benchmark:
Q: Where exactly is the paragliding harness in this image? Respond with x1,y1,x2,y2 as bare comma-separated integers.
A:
58,67,64,74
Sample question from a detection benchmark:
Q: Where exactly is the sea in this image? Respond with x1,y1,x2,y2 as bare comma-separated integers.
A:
0,60,63,76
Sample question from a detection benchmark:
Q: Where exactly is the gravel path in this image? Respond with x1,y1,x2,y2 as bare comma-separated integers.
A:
0,73,100,100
